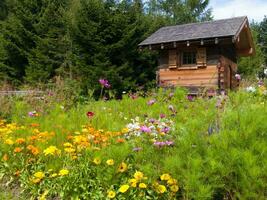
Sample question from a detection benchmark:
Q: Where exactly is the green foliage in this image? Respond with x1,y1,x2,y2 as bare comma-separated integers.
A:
238,25,265,77
1,86,267,199
0,0,213,96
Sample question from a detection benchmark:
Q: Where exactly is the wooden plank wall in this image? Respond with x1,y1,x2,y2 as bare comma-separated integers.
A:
158,65,218,87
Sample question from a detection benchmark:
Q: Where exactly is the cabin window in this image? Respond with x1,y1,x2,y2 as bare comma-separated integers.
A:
182,51,197,66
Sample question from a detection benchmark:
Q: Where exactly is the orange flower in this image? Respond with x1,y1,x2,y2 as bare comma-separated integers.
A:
116,138,125,143
2,154,8,161
14,170,20,177
27,145,40,155
30,123,40,127
14,147,22,153
15,138,26,144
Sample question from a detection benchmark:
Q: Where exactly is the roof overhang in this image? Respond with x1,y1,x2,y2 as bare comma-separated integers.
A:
139,16,255,57
233,19,255,57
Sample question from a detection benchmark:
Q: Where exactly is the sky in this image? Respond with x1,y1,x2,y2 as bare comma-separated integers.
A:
209,0,267,22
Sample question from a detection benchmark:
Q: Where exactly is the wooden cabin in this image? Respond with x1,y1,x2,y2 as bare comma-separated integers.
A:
139,16,255,94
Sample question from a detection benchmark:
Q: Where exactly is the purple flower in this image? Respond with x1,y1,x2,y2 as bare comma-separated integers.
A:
28,111,37,117
169,93,174,98
140,125,151,133
235,74,241,80
149,118,156,123
133,147,142,152
99,79,111,88
147,99,156,105
258,80,264,86
187,95,193,101
159,113,166,119
153,141,165,147
161,127,170,133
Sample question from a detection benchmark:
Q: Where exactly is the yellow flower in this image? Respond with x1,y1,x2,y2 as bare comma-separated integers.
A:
139,183,147,189
63,142,73,147
50,173,58,178
106,159,114,166
118,162,127,173
4,138,14,145
107,190,116,199
39,190,49,200
34,171,45,179
167,178,178,186
170,185,179,193
93,157,101,165
59,169,69,176
129,178,137,187
119,184,130,193
43,146,61,156
160,173,171,181
2,154,8,161
64,148,76,153
32,178,41,184
134,171,144,181
156,185,166,194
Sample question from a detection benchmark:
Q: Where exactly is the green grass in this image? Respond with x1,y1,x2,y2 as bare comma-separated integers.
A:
0,87,267,199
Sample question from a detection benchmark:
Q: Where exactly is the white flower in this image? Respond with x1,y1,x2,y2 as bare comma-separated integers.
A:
264,68,267,76
246,86,256,93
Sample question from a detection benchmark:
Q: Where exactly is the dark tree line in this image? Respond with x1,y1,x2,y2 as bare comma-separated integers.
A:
0,0,266,95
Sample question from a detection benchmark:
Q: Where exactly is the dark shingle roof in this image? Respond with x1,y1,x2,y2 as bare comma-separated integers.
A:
139,16,247,46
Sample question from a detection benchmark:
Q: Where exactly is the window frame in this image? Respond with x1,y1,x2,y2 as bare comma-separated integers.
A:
181,49,197,67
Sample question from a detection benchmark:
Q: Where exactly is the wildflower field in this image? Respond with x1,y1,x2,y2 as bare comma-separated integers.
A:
0,85,267,199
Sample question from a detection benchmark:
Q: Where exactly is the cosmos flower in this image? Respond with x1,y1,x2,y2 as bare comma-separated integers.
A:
99,79,111,88
235,74,241,80
147,99,156,105
140,125,151,133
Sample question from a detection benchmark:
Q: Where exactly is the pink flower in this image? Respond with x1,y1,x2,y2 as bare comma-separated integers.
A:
99,79,111,88
235,74,241,80
140,125,151,133
187,95,193,101
159,113,165,118
147,99,156,105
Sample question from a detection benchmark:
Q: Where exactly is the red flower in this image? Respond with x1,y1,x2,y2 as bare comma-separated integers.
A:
86,111,94,118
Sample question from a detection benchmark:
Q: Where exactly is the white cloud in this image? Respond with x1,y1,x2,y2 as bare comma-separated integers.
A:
209,0,267,22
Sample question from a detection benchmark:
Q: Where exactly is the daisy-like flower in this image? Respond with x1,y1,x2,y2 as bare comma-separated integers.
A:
134,171,144,181
34,171,45,179
43,146,61,156
106,159,114,166
170,184,179,193
117,162,127,173
107,190,116,199
93,157,101,165
156,185,166,194
129,178,138,187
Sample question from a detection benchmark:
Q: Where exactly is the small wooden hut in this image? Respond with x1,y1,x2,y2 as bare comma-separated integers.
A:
139,16,255,94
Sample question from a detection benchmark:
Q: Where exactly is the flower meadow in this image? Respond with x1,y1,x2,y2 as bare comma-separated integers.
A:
0,84,267,199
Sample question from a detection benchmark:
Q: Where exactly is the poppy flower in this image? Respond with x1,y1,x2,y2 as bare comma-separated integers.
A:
86,111,94,118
